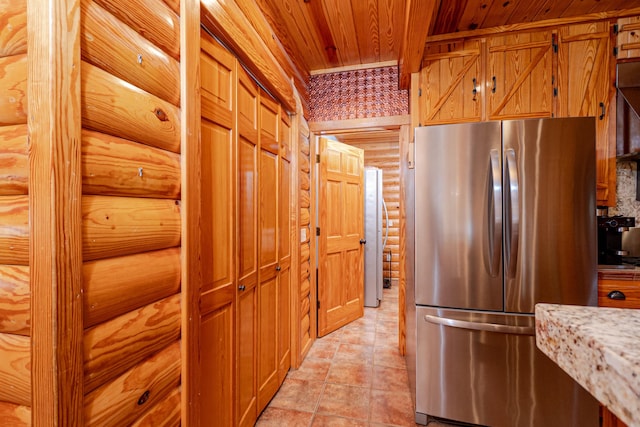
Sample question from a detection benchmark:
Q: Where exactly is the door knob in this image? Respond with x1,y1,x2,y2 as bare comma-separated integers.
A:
238,284,246,291
359,239,366,245
275,265,281,271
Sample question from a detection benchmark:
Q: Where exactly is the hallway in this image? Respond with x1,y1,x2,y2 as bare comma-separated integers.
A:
256,286,432,426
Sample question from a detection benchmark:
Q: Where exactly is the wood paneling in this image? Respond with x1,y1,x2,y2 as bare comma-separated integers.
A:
0,125,27,196
81,0,180,106
0,265,29,336
82,62,181,154
82,130,181,199
0,333,30,406
0,54,27,126
83,294,181,393
83,248,181,328
84,341,181,426
81,195,181,261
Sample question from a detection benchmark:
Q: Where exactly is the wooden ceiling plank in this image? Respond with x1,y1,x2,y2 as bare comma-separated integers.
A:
398,0,440,89
350,0,381,64
531,0,571,22
432,0,468,34
480,0,521,29
306,0,340,66
201,0,296,112
456,0,496,33
322,0,361,65
377,0,405,61
249,0,311,96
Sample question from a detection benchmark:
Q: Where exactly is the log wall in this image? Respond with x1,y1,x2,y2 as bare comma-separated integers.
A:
0,0,31,421
79,0,182,424
298,117,314,359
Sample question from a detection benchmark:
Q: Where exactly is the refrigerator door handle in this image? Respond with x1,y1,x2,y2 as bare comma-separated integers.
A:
487,149,502,277
382,198,389,248
504,148,520,277
424,314,534,335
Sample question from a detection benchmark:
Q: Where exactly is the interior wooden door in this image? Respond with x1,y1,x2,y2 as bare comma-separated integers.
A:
557,21,615,206
199,33,236,427
277,114,292,383
419,39,482,125
486,29,553,120
236,66,259,427
317,137,364,337
257,93,280,412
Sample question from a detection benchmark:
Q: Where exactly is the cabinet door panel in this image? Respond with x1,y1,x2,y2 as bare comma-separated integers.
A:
420,39,482,125
617,16,640,60
487,30,553,120
557,22,615,206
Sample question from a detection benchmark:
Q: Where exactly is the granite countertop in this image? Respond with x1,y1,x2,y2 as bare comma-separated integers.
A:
535,304,640,427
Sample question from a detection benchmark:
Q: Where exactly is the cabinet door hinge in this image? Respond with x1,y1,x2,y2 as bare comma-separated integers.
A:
613,46,619,57
613,24,619,35
552,34,558,53
317,300,320,309
316,227,320,236
316,154,320,163
553,87,558,97
418,88,422,97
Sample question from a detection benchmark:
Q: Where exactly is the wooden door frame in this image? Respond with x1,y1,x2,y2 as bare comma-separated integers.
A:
309,114,410,353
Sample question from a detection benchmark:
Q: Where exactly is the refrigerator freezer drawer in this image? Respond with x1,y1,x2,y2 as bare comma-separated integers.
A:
415,306,597,427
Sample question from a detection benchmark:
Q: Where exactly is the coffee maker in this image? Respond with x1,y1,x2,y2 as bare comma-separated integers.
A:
598,214,636,265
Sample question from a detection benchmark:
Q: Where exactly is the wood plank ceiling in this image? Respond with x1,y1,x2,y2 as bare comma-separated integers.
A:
258,0,640,80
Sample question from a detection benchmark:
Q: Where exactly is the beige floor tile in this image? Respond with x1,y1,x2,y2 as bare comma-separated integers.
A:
312,414,369,426
316,383,370,420
267,378,324,412
255,407,314,427
326,360,373,387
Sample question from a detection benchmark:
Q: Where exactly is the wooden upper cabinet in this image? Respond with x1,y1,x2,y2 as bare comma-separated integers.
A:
419,39,483,125
557,21,616,206
616,16,640,59
486,30,554,120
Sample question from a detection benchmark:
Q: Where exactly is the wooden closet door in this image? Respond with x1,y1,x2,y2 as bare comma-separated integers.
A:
199,34,236,427
486,30,553,120
277,114,292,383
236,67,259,427
419,39,482,125
257,93,280,412
557,21,615,206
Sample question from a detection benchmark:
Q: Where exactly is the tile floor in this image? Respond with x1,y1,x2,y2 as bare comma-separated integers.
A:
256,286,455,427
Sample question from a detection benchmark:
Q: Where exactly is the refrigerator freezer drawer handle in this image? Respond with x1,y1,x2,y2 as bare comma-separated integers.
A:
424,314,534,335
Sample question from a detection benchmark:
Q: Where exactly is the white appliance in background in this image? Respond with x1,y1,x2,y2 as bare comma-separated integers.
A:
364,167,388,307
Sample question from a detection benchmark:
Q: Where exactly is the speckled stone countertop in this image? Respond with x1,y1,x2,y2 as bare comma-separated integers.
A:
535,304,640,427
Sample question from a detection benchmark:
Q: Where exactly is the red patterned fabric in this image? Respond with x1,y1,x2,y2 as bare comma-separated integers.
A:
309,66,409,121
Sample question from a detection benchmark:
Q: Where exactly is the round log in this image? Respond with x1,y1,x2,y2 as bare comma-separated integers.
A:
82,130,180,199
83,248,180,328
81,0,180,106
0,0,27,57
0,124,27,195
0,265,29,336
0,195,28,266
0,401,30,425
0,54,27,126
0,333,30,406
82,62,180,154
82,195,181,261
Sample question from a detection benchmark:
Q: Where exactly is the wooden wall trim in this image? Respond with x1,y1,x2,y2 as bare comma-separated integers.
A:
398,0,439,90
426,6,640,44
201,0,296,114
309,115,411,134
27,0,84,424
180,0,201,424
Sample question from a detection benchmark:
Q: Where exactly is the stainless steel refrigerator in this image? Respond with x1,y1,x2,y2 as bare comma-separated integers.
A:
364,167,388,307
407,118,599,427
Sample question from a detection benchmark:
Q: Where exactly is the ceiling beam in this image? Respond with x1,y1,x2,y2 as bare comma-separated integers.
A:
398,0,439,89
